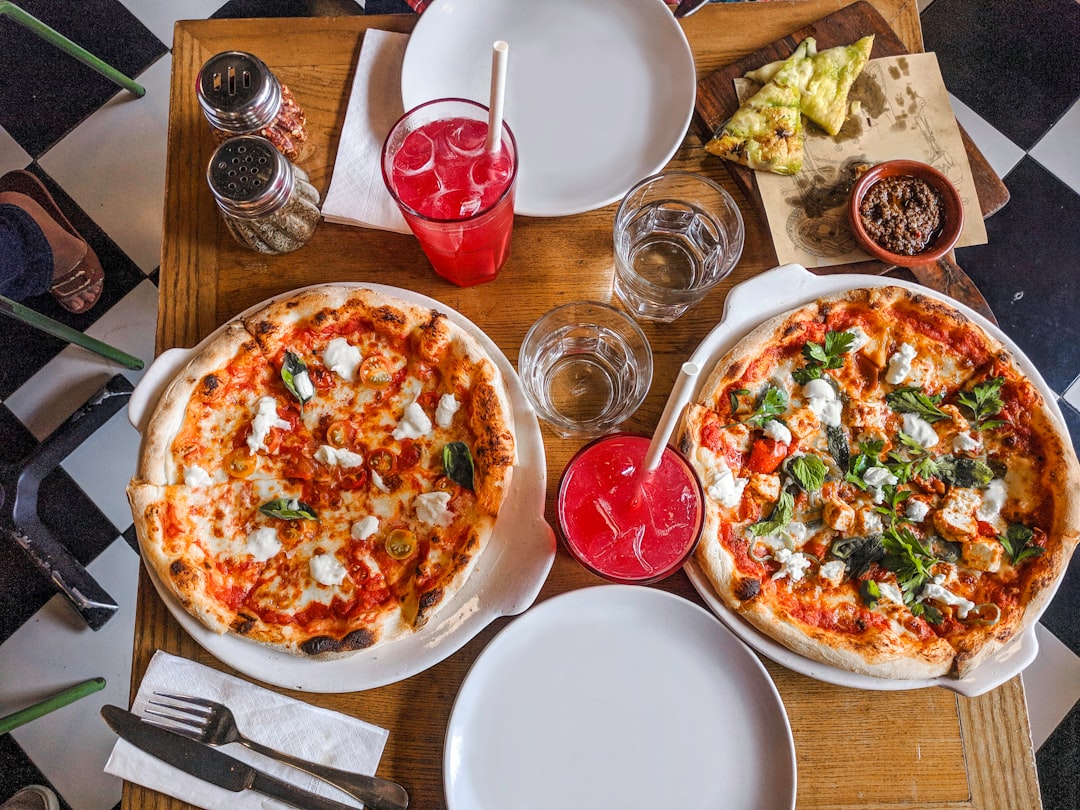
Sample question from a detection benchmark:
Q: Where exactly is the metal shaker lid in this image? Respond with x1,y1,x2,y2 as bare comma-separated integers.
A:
197,51,282,132
206,135,295,218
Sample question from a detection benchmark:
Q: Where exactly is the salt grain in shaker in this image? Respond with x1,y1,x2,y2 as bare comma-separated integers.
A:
197,51,308,161
208,135,321,254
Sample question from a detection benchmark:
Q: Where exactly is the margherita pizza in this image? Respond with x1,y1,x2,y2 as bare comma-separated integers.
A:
128,285,516,658
677,286,1080,679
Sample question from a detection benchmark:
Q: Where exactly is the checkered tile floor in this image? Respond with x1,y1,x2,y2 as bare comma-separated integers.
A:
1,0,1078,808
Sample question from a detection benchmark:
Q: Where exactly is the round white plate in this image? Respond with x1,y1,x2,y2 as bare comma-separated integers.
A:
444,585,796,810
127,284,556,693
683,263,1058,697
401,0,696,217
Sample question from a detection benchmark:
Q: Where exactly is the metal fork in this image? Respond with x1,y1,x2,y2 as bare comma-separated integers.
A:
147,692,409,810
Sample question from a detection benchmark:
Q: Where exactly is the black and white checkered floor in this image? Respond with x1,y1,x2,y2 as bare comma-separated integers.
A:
1,0,1078,808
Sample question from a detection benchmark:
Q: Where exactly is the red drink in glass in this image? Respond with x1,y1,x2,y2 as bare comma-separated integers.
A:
382,98,518,287
557,433,704,584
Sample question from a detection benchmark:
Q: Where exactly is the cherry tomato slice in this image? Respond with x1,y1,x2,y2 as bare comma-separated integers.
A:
385,529,417,560
359,355,394,388
279,519,315,544
226,450,257,478
368,448,396,475
325,420,351,448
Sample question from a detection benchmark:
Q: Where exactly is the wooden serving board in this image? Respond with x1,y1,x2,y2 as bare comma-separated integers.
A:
694,0,1009,274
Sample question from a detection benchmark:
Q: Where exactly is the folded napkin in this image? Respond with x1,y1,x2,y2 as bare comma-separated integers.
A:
104,651,389,810
322,29,412,235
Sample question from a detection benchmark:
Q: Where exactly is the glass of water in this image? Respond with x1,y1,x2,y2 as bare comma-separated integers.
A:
518,301,653,438
613,171,745,322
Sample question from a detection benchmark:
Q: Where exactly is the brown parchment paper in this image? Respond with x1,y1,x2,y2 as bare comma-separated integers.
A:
746,52,988,269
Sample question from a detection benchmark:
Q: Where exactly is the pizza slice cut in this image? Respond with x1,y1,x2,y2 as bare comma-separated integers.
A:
705,38,813,175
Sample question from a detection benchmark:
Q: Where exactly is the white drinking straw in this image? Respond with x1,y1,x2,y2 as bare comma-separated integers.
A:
643,361,703,473
486,40,509,153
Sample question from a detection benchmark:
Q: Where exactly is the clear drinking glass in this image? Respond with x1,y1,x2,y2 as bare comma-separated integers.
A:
382,98,518,287
613,171,745,322
518,301,652,438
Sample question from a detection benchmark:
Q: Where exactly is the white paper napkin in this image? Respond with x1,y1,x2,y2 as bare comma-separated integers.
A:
104,651,389,809
322,29,412,234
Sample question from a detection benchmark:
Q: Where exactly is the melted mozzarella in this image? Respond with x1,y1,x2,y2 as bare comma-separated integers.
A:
846,326,871,352
771,548,812,582
920,574,975,619
294,369,315,401
245,527,282,562
314,444,365,468
902,413,939,448
310,553,347,586
906,499,931,522
803,378,842,427
393,401,433,440
415,491,454,527
696,447,747,509
323,338,362,381
247,397,290,454
952,431,983,454
977,479,1007,522
351,515,380,540
436,394,461,428
886,343,917,385
184,465,214,488
763,419,792,445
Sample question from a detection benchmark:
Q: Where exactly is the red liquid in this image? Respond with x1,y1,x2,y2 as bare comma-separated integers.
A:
557,434,704,584
389,116,516,287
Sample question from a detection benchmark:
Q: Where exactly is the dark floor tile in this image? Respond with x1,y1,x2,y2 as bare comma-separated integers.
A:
923,0,1080,150
953,157,1080,394
0,402,121,644
0,166,145,398
211,0,365,18
0,736,70,810
1038,699,1080,810
364,0,416,14
0,0,166,157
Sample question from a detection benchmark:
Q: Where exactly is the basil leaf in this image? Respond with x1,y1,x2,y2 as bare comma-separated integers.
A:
442,441,475,490
957,376,1005,431
789,454,827,492
729,388,750,415
259,498,318,521
281,350,314,409
860,579,882,609
748,490,795,537
998,523,1045,565
885,386,949,422
936,455,994,488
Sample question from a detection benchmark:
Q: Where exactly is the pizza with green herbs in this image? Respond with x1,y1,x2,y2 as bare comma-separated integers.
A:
678,285,1080,679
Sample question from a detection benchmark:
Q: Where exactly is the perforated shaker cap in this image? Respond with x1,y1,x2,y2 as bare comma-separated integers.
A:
207,136,295,218
197,51,283,131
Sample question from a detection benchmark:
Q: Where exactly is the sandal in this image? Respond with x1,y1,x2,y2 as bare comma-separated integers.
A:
0,170,104,314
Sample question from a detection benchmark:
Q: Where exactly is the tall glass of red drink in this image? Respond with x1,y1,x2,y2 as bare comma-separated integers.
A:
557,433,704,584
382,98,518,287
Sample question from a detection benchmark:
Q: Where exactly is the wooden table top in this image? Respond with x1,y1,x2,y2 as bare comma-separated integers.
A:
128,2,1042,808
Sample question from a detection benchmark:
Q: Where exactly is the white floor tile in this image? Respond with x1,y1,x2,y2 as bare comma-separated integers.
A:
0,124,31,174
0,539,140,810
61,406,142,533
118,0,227,48
1031,98,1080,196
1065,376,1080,414
948,93,1026,181
5,280,158,440
1022,623,1080,750
39,56,172,273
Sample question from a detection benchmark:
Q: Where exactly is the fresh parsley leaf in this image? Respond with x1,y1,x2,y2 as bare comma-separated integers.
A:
743,386,788,428
910,601,944,625
958,376,1006,431
885,386,949,423
874,485,913,525
998,523,1045,565
880,526,940,606
789,454,828,493
281,350,313,410
936,455,994,488
748,490,795,537
885,431,940,484
792,330,855,384
259,498,318,521
845,439,885,490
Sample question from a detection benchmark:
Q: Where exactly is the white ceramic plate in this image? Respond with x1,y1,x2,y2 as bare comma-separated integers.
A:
401,0,696,217
682,263,1063,697
127,284,556,693
444,585,796,810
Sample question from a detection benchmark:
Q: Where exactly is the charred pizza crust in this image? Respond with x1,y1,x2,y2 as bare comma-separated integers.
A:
128,285,516,659
679,285,1080,680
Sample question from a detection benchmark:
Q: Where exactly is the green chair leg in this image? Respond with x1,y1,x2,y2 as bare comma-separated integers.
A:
0,1,146,98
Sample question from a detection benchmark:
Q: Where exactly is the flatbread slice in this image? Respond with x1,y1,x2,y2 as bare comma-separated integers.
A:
705,39,813,176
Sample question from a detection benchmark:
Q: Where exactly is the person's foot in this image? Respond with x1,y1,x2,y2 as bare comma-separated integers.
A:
1,786,59,810
0,171,104,314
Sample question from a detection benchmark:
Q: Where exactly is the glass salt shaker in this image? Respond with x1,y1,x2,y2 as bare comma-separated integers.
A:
207,135,321,254
197,51,308,162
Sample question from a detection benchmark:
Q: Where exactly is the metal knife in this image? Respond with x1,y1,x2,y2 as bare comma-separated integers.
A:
101,705,361,810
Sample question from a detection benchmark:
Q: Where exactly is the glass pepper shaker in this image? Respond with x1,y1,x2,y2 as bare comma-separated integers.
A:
207,135,321,255
197,51,308,162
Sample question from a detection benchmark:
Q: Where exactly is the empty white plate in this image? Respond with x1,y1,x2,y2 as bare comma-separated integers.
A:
444,585,796,809
401,0,696,217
